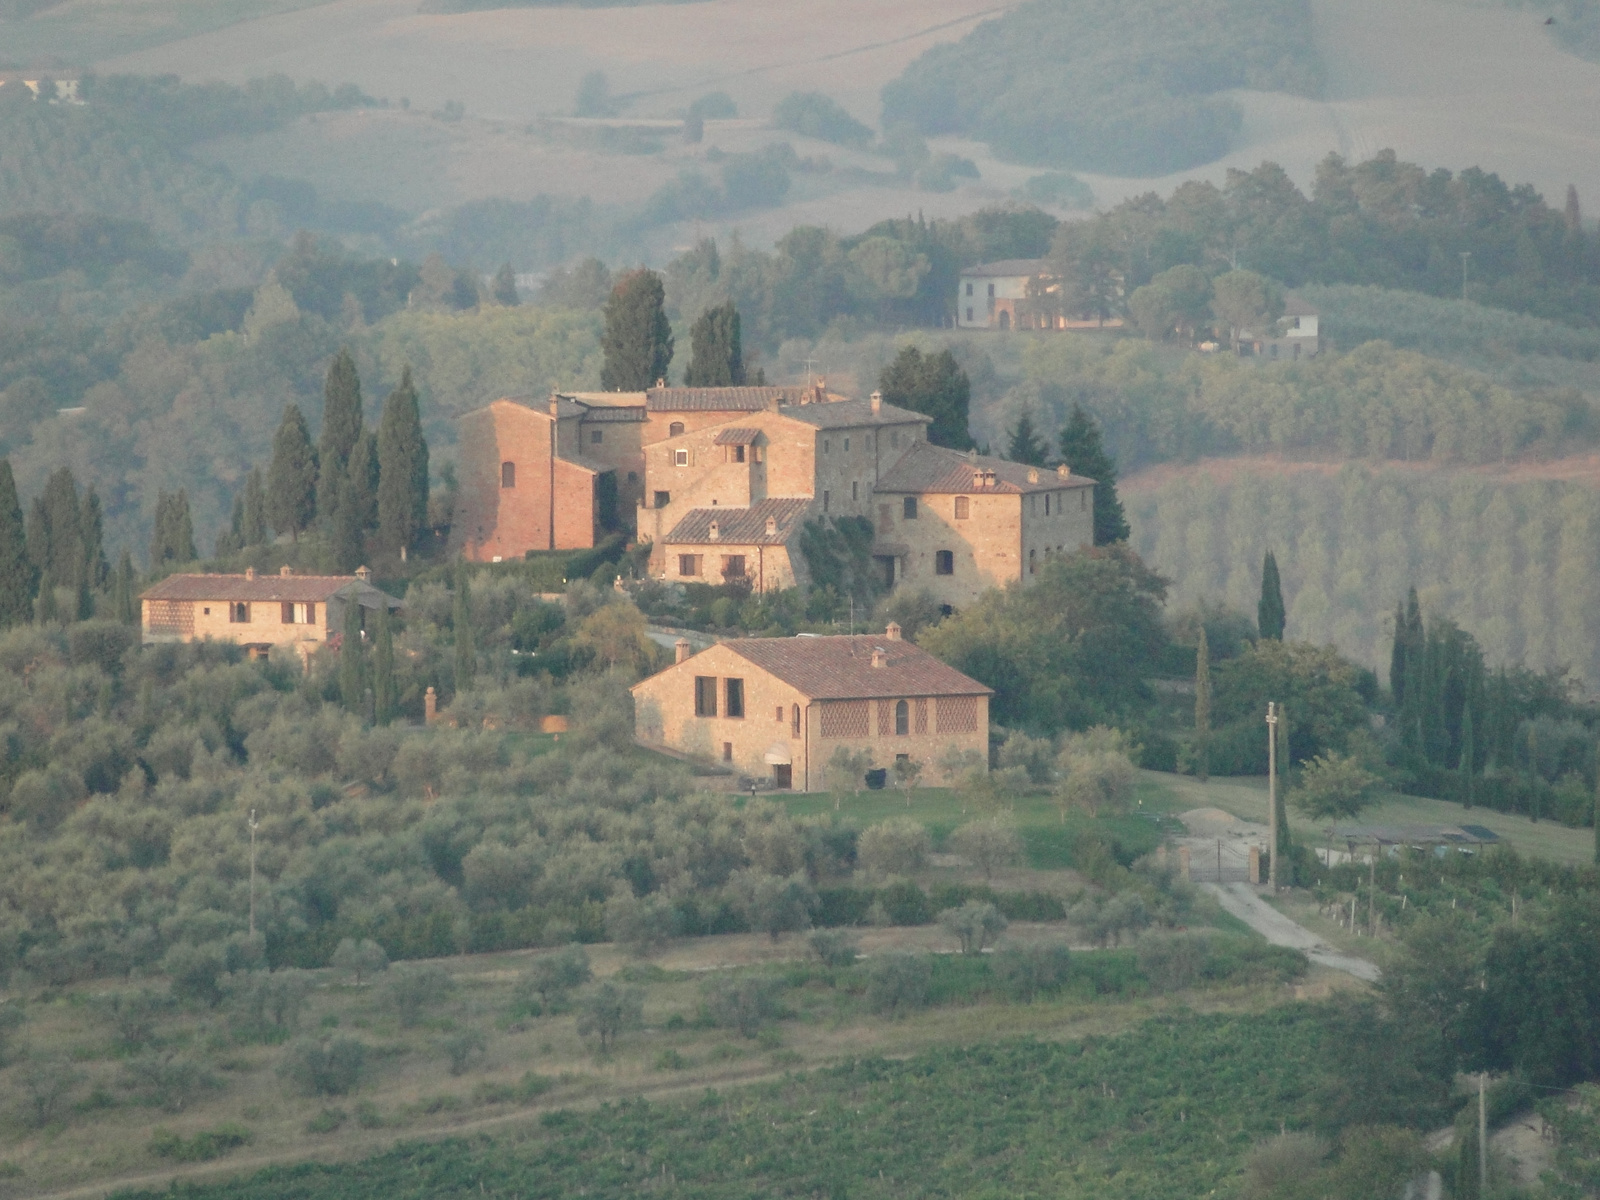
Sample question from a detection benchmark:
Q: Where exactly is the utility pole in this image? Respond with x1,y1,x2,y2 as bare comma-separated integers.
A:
248,808,259,940
1460,251,1471,302
1266,702,1279,891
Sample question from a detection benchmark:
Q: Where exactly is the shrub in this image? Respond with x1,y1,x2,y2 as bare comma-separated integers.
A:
329,937,388,986
99,988,166,1052
148,1123,251,1162
441,1027,488,1076
163,941,227,1008
381,963,455,1028
727,869,816,940
857,818,932,877
992,944,1072,1002
866,952,932,1017
278,1037,368,1096
938,901,1008,955
702,975,784,1038
306,1107,347,1133
772,91,872,146
515,945,592,1014
18,1054,82,1127
809,929,860,968
576,981,643,1052
473,1071,555,1105
605,892,682,957
1136,932,1207,992
223,969,311,1042
120,1052,217,1112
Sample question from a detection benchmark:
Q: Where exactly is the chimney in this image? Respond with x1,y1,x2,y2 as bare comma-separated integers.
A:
1057,463,1071,478
245,566,256,581
424,686,437,724
813,381,826,405
280,565,292,577
886,621,902,641
984,469,996,489
549,394,561,416
355,565,371,582
973,470,985,490
767,394,781,412
656,378,666,388
675,638,691,664
870,390,882,414
1027,468,1039,484
708,519,720,541
765,516,777,535
871,647,887,668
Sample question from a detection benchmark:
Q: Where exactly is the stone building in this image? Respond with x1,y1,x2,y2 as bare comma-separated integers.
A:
139,566,401,658
631,624,991,789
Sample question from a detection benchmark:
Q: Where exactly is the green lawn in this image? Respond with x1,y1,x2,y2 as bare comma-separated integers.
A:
1150,770,1598,867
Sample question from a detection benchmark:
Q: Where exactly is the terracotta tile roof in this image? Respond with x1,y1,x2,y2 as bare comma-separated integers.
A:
712,427,761,445
576,403,647,423
663,498,812,546
647,386,830,412
721,635,992,700
874,441,1094,495
140,573,401,607
779,396,930,430
960,258,1050,278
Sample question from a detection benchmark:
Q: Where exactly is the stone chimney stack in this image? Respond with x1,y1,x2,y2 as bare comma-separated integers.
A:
765,516,777,535
675,638,691,664
871,646,887,668
870,390,882,414
245,566,256,581
549,393,561,416
1027,468,1039,484
1057,463,1071,478
355,565,371,581
886,621,902,641
708,520,720,541
424,686,437,724
280,565,292,576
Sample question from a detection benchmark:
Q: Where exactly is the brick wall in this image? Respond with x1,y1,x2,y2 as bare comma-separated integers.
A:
452,400,598,561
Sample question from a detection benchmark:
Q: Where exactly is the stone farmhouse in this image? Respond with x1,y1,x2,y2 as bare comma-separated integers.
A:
453,382,1095,611
631,624,991,789
956,259,1124,331
139,566,401,659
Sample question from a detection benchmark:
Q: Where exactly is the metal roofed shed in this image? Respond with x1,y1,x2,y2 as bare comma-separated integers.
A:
1331,823,1500,853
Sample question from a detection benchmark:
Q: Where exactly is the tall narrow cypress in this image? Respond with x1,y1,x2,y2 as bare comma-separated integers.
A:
267,403,318,542
318,349,364,524
112,549,137,625
683,302,745,387
1389,598,1408,704
81,487,107,588
36,571,58,624
242,467,269,547
373,601,395,726
1257,550,1285,641
1459,705,1475,809
1194,626,1211,783
377,367,428,559
330,470,364,573
0,459,34,628
600,269,674,390
339,596,366,714
453,566,475,693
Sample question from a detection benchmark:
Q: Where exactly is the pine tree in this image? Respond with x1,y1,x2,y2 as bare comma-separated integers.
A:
600,269,673,390
491,263,519,306
377,367,428,559
879,346,974,450
373,600,395,726
242,467,269,547
112,549,136,625
317,349,364,524
453,566,475,693
1194,626,1211,782
1258,550,1285,640
331,470,364,572
1006,412,1049,466
339,595,367,714
1057,405,1128,544
0,459,35,628
267,403,318,542
683,302,745,386
1459,705,1475,809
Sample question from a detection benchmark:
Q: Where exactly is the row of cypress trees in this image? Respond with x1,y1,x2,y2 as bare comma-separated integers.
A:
599,269,756,391
227,350,429,570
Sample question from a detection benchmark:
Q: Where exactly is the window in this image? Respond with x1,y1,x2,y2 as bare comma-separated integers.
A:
852,481,858,501
674,449,688,466
823,490,830,513
753,446,763,462
281,602,316,624
590,429,603,444
775,706,785,722
1081,491,1088,511
669,421,685,437
878,504,892,535
1044,493,1051,516
229,602,250,623
792,704,801,736
678,554,700,577
823,439,831,454
501,461,515,488
1029,548,1037,575
895,699,909,736
966,282,973,296
654,491,671,509
987,283,995,298
202,607,210,615
721,555,746,579
695,676,717,717
725,678,745,718
903,496,918,519
843,437,850,452
966,307,973,322
954,496,969,520
627,471,637,483
1030,495,1037,516
723,742,733,763
935,550,954,575
732,444,745,463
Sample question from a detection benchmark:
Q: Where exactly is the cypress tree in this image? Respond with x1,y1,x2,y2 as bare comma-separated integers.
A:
1593,764,1599,866
217,491,246,556
491,263,519,306
317,349,364,524
267,403,318,542
1006,411,1049,466
331,470,364,573
1057,404,1128,544
36,570,58,624
242,467,269,547
74,568,92,622
30,467,83,585
600,269,673,390
1194,626,1211,782
1459,705,1475,809
339,596,366,714
0,459,35,628
1258,550,1285,640
453,566,475,693
81,487,107,588
112,549,137,625
150,490,196,567
349,430,380,532
1275,703,1294,881
377,367,428,559
879,346,974,450
373,600,395,726
683,302,745,387
1389,597,1408,705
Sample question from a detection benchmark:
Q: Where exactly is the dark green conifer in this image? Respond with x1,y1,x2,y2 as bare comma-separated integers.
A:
453,566,475,693
317,349,364,524
1056,405,1127,543
1459,705,1475,809
1194,626,1211,782
242,467,269,547
348,431,379,531
339,596,366,714
81,487,107,588
36,570,58,624
373,601,395,725
683,302,745,387
150,490,196,567
879,345,974,450
600,269,673,390
491,264,519,306
267,404,318,542
29,467,84,585
0,459,35,628
1258,550,1285,641
1006,411,1049,466
377,367,428,559
331,470,364,573
112,549,137,625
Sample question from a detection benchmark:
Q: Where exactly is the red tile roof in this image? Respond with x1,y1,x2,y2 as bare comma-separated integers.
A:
647,386,826,411
712,427,762,445
960,258,1050,278
718,635,992,701
874,441,1094,495
140,573,401,606
663,498,811,546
